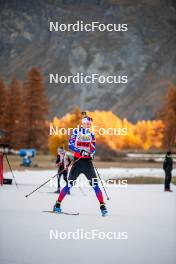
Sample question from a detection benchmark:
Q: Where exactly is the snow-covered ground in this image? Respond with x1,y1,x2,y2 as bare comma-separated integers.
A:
3,167,176,186
0,170,176,264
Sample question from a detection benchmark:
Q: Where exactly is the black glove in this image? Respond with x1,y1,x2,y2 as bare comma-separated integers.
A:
90,153,94,160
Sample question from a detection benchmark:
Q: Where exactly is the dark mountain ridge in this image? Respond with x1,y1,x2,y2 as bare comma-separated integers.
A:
0,0,176,122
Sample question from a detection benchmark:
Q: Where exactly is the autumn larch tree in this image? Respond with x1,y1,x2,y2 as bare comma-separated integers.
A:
21,67,49,150
3,76,23,148
0,77,7,145
0,77,7,133
159,83,176,150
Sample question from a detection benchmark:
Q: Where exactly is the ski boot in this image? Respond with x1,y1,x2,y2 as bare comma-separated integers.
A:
100,203,108,217
53,201,62,213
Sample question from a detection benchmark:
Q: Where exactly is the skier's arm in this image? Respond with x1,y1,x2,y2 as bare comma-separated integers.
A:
56,155,61,166
90,133,96,155
69,130,81,154
67,156,72,166
64,155,72,170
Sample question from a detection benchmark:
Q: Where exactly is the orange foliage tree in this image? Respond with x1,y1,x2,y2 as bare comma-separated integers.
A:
49,107,82,155
159,83,176,150
21,67,49,150
49,108,164,156
3,77,23,148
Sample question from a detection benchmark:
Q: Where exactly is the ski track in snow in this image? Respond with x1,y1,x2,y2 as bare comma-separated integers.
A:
0,170,176,264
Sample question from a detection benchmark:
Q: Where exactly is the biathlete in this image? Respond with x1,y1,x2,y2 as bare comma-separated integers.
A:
53,114,108,216
55,147,71,193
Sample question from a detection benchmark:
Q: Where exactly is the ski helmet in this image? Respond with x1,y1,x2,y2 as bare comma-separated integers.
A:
81,111,93,124
82,116,93,124
57,147,65,154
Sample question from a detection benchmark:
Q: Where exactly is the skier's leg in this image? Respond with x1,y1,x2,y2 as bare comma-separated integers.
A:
92,183,104,203
83,160,107,215
63,171,70,194
57,173,61,193
53,167,78,213
57,184,70,203
54,161,80,212
83,160,104,202
63,171,68,185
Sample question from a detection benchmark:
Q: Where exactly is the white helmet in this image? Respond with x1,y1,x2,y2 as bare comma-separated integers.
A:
57,147,65,155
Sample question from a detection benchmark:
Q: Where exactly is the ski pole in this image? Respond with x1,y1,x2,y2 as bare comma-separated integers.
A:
4,154,18,189
25,156,82,198
25,172,59,198
80,148,110,200
87,145,110,201
93,164,110,200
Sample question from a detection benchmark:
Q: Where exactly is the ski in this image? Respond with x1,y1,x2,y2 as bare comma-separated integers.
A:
43,210,79,216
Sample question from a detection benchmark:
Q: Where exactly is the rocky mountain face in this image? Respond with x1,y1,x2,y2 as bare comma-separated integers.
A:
0,0,176,122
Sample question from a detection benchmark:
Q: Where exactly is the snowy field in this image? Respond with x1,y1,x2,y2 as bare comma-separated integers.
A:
0,170,176,264
3,167,176,186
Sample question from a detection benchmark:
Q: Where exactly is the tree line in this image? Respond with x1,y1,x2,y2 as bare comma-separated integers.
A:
0,66,175,153
0,67,49,150
49,84,176,155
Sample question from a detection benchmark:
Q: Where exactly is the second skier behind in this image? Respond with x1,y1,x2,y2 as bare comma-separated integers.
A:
55,147,71,194
53,113,108,216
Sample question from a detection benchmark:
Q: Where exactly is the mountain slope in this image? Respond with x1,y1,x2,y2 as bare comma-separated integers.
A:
0,0,176,121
